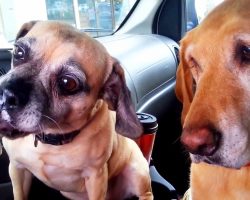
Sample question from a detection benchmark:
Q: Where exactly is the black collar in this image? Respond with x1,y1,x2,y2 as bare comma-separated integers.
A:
34,130,80,147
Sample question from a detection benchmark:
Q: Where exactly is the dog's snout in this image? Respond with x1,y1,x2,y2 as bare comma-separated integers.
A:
181,126,221,156
0,78,32,110
1,89,19,109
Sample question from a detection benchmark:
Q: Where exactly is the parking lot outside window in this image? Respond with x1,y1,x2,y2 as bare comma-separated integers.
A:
0,0,136,44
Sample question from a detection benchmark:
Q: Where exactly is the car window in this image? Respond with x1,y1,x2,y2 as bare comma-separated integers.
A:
0,0,137,47
186,0,224,31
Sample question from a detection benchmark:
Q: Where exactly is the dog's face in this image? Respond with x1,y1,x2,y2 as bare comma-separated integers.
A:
0,21,142,139
176,0,250,169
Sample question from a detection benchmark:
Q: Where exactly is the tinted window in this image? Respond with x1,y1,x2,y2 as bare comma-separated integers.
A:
186,0,224,31
0,0,137,43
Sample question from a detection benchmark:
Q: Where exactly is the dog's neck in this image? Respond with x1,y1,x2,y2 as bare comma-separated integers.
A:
34,130,80,147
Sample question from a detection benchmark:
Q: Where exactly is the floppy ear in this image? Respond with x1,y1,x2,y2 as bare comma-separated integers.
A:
175,41,194,125
15,21,38,41
101,60,142,139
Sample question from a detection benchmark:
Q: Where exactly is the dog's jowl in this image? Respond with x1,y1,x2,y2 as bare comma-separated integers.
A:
1,21,153,200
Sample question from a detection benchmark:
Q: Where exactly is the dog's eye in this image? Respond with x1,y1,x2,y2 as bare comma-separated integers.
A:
13,45,28,62
189,57,201,82
58,75,80,95
241,46,250,63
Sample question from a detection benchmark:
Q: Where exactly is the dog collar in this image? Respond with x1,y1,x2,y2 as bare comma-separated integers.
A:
34,130,80,147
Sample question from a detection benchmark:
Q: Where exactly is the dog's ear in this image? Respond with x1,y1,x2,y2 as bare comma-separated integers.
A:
175,41,194,125
101,59,142,139
15,21,38,41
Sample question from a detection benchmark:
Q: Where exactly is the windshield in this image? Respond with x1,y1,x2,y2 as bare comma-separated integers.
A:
0,0,137,47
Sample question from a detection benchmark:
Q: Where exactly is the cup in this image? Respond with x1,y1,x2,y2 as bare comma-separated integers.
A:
136,113,158,163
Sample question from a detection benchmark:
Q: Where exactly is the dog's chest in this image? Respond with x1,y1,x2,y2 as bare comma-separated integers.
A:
41,162,86,192
3,135,101,192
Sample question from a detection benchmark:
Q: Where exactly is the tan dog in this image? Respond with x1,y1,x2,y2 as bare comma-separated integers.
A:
176,0,250,199
1,21,153,200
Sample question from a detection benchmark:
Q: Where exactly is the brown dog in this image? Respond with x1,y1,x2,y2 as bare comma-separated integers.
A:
176,0,250,199
1,21,153,200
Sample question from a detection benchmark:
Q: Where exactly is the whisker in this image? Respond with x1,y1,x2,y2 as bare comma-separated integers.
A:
38,124,43,134
41,114,63,133
8,122,16,129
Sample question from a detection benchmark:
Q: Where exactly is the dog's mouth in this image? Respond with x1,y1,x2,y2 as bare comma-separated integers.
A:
191,154,220,165
191,154,249,169
191,154,235,169
0,119,32,139
0,126,31,139
0,120,82,146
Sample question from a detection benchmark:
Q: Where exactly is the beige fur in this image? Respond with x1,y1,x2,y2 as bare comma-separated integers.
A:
1,21,152,200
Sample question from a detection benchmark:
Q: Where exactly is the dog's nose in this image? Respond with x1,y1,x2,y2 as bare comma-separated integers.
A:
0,78,32,110
181,126,221,156
0,89,19,109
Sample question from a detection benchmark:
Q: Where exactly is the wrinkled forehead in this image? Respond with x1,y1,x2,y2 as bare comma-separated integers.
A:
28,22,107,60
25,21,86,42
23,21,105,58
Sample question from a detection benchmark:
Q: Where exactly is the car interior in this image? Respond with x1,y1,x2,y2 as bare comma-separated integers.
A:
0,0,212,199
